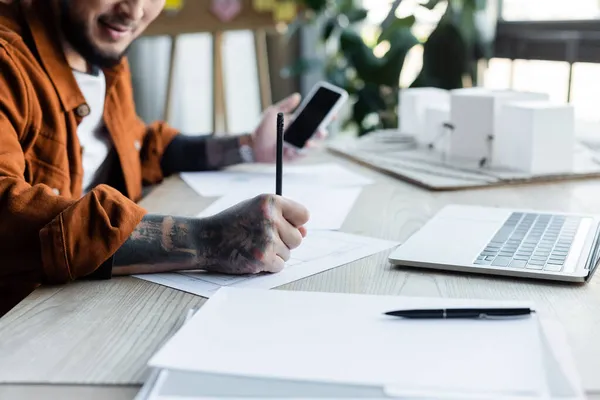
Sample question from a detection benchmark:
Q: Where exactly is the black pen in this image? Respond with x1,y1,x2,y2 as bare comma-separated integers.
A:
384,307,534,319
276,112,284,196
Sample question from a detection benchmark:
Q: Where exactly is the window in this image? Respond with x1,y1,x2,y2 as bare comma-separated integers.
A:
511,59,570,102
567,62,600,121
362,1,600,125
501,0,600,21
493,0,600,125
482,58,600,123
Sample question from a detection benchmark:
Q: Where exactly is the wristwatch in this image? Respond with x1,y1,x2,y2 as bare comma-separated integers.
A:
238,134,255,163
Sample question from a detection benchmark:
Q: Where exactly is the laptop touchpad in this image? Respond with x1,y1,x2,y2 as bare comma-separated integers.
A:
392,209,509,265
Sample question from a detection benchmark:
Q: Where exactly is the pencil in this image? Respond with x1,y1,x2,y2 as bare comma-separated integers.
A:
276,112,284,196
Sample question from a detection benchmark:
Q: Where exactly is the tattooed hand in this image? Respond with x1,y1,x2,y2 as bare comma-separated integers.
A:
112,194,309,276
200,194,309,274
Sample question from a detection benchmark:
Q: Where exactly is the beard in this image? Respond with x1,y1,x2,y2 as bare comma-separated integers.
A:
58,0,130,69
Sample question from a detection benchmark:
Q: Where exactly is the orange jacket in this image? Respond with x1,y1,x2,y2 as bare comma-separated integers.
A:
0,0,180,315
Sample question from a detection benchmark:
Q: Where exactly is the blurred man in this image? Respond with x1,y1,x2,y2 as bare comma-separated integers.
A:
0,0,316,315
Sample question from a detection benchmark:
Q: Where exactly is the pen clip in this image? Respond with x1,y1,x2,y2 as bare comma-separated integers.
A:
477,313,532,320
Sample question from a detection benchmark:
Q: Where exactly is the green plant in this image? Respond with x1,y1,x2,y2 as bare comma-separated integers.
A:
411,0,493,89
284,0,494,136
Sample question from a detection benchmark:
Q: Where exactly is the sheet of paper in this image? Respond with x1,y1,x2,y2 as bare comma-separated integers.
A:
140,315,585,400
180,163,374,197
135,231,398,298
537,317,586,399
196,185,362,230
149,287,549,398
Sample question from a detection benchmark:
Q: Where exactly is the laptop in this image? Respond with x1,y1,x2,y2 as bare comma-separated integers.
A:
388,204,600,282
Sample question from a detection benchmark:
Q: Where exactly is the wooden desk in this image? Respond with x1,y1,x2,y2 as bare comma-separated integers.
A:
2,150,600,399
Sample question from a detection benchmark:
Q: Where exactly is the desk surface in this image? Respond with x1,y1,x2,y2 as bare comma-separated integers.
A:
2,151,600,399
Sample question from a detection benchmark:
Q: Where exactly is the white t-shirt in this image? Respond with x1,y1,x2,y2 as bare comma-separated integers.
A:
72,68,113,192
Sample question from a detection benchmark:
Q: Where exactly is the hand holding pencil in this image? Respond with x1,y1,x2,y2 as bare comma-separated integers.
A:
197,111,308,275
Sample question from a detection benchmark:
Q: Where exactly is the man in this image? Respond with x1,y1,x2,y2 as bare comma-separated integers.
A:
0,0,314,316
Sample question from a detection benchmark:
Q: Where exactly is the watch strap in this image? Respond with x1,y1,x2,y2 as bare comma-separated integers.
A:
238,134,255,163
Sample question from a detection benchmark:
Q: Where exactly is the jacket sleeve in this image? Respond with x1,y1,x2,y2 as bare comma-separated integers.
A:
118,61,180,185
140,120,180,185
0,46,146,286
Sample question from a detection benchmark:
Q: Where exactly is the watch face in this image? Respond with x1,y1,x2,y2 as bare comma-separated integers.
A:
239,145,254,163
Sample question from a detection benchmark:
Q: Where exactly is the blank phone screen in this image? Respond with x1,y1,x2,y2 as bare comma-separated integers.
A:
284,86,342,148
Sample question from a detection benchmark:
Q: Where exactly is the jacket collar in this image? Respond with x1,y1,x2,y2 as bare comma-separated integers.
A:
21,0,124,112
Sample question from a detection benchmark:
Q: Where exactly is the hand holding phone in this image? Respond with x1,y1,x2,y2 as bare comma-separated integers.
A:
284,82,348,150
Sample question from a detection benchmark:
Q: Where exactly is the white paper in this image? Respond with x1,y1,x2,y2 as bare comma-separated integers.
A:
149,288,548,398
180,163,374,197
139,314,585,400
135,230,398,298
537,317,586,399
196,185,363,230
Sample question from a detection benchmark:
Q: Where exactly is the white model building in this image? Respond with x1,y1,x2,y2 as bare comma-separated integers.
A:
448,88,549,164
494,101,575,174
399,87,449,141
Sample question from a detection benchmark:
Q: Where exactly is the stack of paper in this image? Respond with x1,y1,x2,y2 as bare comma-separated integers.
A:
181,163,374,230
137,288,585,400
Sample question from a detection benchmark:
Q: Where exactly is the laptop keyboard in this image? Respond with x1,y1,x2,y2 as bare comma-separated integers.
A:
474,213,581,272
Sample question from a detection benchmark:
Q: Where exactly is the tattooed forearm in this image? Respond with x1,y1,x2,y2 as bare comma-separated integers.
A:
112,214,202,275
112,195,281,276
204,136,247,169
160,134,252,175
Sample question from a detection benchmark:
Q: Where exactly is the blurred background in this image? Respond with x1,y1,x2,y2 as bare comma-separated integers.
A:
128,0,600,138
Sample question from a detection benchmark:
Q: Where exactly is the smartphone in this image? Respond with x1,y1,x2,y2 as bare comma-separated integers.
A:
284,81,348,150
